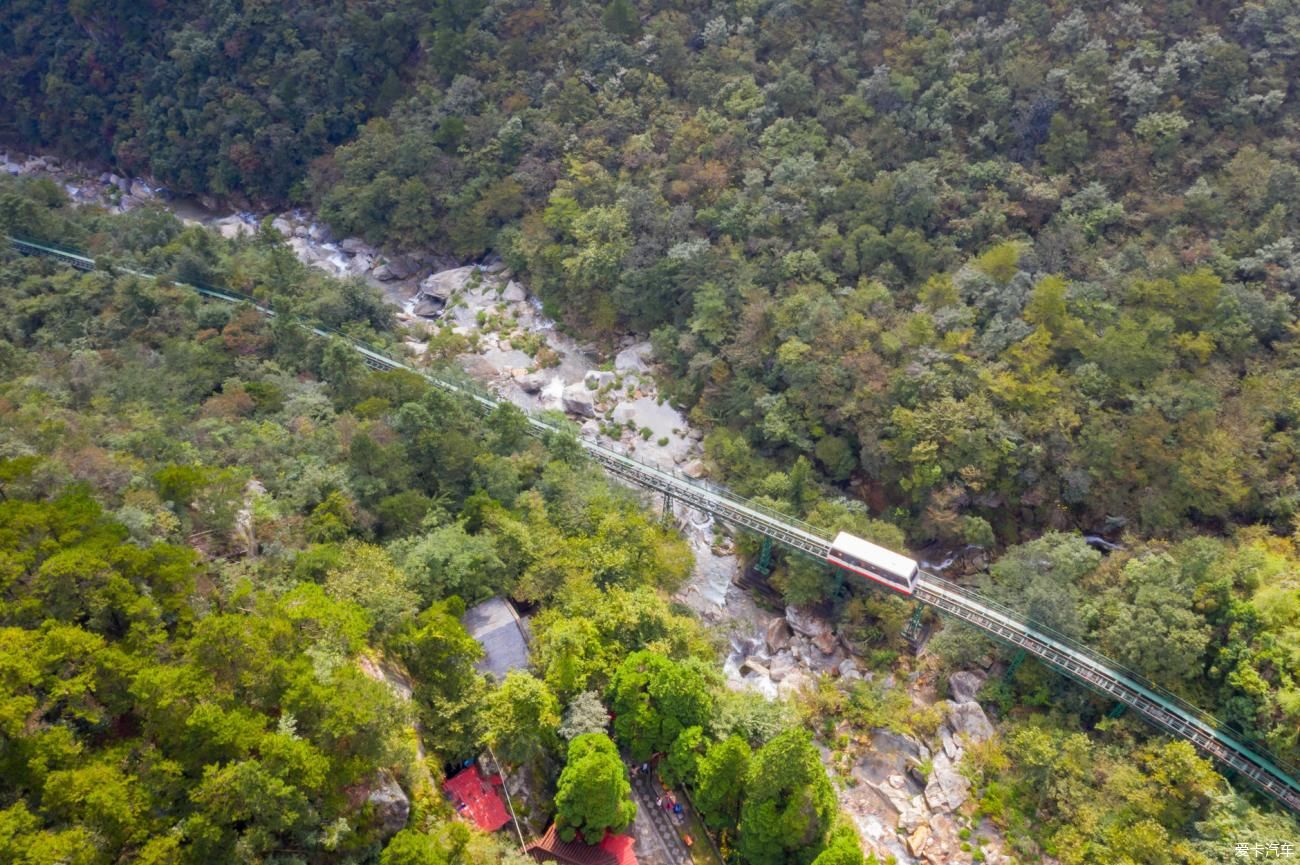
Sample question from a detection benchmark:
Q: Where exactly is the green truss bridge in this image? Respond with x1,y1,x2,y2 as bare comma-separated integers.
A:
7,235,1300,816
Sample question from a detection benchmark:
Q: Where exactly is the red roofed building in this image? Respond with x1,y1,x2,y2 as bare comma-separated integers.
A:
526,824,638,865
443,764,510,832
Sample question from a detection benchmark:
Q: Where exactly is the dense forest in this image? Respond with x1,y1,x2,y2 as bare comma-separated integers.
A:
1,0,424,201
4,0,1300,861
0,181,891,865
7,0,1300,547
2,173,1298,864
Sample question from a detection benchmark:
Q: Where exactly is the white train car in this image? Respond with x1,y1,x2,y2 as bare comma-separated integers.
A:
826,531,919,595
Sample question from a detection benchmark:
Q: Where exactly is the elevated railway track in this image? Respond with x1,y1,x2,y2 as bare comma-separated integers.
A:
7,234,1299,815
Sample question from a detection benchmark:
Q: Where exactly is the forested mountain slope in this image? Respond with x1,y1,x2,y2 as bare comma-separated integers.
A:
7,1,1299,545
1,0,424,201
0,183,706,863
5,0,1300,860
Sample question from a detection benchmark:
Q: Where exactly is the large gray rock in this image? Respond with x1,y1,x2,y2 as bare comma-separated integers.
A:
765,617,792,652
946,700,995,744
562,383,597,417
923,755,971,813
387,255,421,280
516,370,549,394
348,253,374,275
785,606,833,641
612,402,637,425
683,459,706,479
615,340,653,372
271,217,293,237
767,653,797,683
949,670,986,704
366,771,410,838
420,267,476,301
129,179,154,199
339,237,369,254
940,728,961,761
585,370,616,388
218,218,252,240
501,280,526,303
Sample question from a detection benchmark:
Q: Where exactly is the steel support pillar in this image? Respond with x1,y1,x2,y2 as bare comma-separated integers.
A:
754,537,774,575
1004,648,1027,681
903,601,926,642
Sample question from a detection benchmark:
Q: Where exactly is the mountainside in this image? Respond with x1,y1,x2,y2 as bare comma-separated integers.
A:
1,0,424,201
4,0,1300,862
7,1,1300,545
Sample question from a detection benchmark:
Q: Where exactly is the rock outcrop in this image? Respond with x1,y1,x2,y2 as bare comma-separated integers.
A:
946,700,995,744
615,341,652,372
365,771,410,839
765,617,792,652
923,753,972,813
561,383,596,417
949,670,986,704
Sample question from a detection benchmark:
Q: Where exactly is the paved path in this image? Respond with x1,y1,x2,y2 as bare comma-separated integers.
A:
628,772,691,865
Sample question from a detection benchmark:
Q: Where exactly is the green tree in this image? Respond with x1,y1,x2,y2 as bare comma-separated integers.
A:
390,599,486,758
559,691,610,741
323,541,420,634
809,823,867,865
601,0,641,39
694,735,752,832
737,729,836,865
662,725,705,788
483,671,561,767
608,651,716,761
554,734,636,844
983,533,1100,639
1099,554,1213,690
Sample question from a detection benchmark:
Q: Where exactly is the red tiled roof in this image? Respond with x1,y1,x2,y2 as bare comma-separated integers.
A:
444,765,510,832
598,831,638,865
526,824,637,865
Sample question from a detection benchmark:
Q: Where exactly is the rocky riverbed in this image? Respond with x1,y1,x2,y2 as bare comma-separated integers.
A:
7,149,1010,865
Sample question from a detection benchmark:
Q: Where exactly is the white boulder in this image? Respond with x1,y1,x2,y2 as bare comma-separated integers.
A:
615,340,653,372
365,771,410,839
420,267,476,302
562,383,597,417
501,280,526,303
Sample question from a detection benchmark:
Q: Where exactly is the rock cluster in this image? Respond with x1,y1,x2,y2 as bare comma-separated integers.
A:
728,606,865,700
721,603,1011,864
847,670,1005,864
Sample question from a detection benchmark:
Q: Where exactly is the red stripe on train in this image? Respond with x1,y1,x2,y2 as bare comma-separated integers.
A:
826,556,915,596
